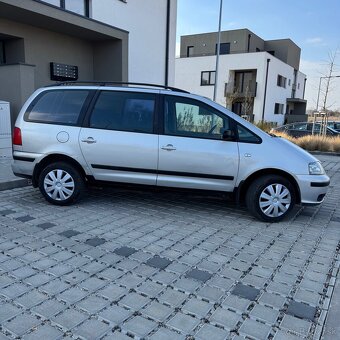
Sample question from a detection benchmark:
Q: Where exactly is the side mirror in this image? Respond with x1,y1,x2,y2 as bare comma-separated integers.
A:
222,129,236,141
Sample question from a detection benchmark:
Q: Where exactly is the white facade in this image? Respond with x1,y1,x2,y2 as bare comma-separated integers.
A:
175,52,306,124
0,101,11,157
92,0,177,85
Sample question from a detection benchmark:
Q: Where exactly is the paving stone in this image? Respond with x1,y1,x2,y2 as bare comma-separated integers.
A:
0,302,22,323
57,287,88,304
23,324,63,340
231,283,261,301
222,294,251,312
239,318,272,339
80,277,107,292
98,267,124,280
146,255,172,269
98,284,127,300
16,290,48,308
149,327,184,340
36,222,56,229
24,273,52,287
16,215,35,222
74,318,111,339
0,209,16,216
46,264,73,277
186,268,212,282
142,301,173,322
4,313,40,337
286,300,316,321
32,299,66,318
120,292,150,310
10,266,37,279
250,304,279,324
114,246,137,257
59,230,81,238
136,280,165,297
1,282,30,298
182,297,212,318
99,305,132,324
122,316,157,338
294,288,320,306
197,285,224,302
209,276,235,290
167,312,200,334
52,308,88,331
195,324,230,340
158,287,188,307
85,237,106,247
210,307,241,330
273,329,303,340
40,279,70,295
280,314,312,337
259,292,286,309
152,271,178,284
102,330,131,340
173,277,201,293
62,270,88,284
78,295,108,314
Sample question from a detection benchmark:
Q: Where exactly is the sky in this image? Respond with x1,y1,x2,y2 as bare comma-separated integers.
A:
176,0,340,110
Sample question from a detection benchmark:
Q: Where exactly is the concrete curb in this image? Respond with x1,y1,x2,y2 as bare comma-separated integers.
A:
310,151,340,157
0,178,30,191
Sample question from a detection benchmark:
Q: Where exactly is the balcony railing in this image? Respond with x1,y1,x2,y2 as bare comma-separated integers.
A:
224,81,257,98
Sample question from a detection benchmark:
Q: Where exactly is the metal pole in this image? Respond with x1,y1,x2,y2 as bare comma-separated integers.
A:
213,0,223,102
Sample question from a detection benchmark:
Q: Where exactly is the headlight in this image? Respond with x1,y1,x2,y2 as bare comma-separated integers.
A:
309,161,325,175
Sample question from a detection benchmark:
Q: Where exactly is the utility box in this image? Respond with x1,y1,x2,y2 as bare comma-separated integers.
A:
0,101,12,158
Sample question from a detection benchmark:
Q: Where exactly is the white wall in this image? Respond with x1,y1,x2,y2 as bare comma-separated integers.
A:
91,0,177,85
175,52,306,124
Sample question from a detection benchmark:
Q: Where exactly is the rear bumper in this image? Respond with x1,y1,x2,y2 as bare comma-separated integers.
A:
296,174,330,205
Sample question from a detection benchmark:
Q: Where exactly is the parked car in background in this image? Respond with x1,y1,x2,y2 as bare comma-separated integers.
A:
12,82,330,222
327,121,340,133
271,122,340,138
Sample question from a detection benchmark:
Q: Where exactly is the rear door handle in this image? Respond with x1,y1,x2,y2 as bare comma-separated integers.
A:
161,144,176,151
81,137,97,144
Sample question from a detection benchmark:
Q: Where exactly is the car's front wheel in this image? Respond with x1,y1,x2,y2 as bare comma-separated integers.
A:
38,162,84,205
246,175,296,222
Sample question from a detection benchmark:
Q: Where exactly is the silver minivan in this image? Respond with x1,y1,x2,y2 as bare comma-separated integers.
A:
12,83,330,222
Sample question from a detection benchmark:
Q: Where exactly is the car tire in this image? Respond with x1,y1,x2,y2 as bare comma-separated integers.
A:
246,175,296,222
38,162,84,205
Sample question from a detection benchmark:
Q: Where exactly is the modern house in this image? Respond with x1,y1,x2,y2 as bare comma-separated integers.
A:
0,0,177,123
175,29,307,125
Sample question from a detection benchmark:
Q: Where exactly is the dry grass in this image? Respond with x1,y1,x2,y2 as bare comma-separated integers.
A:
271,131,340,153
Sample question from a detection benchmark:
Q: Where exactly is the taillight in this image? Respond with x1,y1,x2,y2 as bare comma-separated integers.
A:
13,127,22,146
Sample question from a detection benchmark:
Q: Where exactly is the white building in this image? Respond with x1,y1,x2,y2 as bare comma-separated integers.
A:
0,0,177,122
175,29,307,125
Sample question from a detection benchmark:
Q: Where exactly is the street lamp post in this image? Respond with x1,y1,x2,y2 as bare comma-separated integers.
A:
213,0,223,102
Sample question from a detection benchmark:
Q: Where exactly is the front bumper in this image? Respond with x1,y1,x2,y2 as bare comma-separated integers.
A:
296,174,330,205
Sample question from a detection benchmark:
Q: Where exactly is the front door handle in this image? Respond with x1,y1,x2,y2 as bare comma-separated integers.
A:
81,137,97,144
161,144,176,151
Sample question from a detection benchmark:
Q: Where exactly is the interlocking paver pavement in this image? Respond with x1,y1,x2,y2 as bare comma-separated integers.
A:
0,154,339,339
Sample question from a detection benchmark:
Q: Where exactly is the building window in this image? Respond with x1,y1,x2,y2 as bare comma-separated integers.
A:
274,103,284,114
288,79,291,86
39,0,90,17
298,83,300,89
187,46,194,57
215,42,230,55
277,75,287,88
201,71,216,86
0,41,5,64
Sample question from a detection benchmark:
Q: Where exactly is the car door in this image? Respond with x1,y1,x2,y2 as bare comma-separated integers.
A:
79,90,159,185
157,95,239,192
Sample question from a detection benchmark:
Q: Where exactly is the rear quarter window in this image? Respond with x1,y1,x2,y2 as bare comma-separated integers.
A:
25,90,90,125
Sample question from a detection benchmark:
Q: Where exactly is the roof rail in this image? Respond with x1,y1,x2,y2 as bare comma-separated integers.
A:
45,81,189,93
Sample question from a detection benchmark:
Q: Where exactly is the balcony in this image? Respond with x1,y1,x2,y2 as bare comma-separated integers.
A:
224,80,257,98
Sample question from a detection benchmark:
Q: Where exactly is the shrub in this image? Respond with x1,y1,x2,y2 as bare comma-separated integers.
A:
270,131,340,153
255,121,277,132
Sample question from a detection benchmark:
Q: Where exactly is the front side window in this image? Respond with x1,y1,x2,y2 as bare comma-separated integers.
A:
165,96,230,140
89,91,155,134
237,124,261,143
26,90,89,125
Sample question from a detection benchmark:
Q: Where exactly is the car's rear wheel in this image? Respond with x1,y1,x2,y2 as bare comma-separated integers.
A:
246,175,296,222
38,162,84,205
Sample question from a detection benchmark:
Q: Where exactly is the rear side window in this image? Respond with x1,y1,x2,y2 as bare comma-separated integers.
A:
89,91,156,134
26,90,89,125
